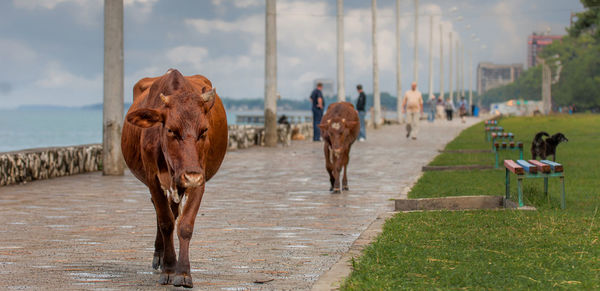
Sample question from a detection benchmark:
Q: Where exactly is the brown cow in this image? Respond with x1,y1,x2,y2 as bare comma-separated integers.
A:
318,102,360,193
121,69,228,288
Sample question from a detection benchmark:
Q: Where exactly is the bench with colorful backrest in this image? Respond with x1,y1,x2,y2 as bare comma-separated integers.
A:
504,159,566,209
493,141,523,168
485,126,504,141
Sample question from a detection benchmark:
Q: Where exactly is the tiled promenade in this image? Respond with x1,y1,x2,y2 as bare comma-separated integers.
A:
0,118,478,290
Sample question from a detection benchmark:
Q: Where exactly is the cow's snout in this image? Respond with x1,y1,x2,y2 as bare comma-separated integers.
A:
181,172,204,188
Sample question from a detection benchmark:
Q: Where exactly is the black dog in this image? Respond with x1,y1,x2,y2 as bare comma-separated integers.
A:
531,131,568,161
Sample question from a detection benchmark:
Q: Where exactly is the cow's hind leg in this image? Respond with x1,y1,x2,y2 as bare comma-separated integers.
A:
342,165,349,191
173,186,205,288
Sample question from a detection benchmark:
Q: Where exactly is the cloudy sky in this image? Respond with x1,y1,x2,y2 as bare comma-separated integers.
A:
0,0,583,108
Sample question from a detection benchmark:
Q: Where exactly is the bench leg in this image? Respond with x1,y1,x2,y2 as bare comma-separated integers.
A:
519,148,523,160
560,176,566,210
495,151,499,169
517,177,523,207
505,169,510,201
544,177,549,206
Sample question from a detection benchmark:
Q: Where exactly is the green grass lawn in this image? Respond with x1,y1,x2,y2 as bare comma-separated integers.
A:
341,114,600,290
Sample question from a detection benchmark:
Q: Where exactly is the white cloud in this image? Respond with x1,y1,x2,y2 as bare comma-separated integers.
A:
35,62,101,89
185,15,263,35
211,0,261,8
166,45,209,69
12,0,92,10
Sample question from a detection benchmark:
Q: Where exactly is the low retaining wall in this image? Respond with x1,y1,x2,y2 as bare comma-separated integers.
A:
0,123,314,186
0,144,102,186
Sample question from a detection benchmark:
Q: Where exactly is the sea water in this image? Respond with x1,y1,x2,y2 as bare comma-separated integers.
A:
0,109,313,152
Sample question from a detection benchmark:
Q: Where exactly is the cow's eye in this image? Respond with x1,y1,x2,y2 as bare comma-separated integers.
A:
198,128,208,140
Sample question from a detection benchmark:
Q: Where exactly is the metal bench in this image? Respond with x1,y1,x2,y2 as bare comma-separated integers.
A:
504,159,566,209
485,126,504,141
494,142,523,168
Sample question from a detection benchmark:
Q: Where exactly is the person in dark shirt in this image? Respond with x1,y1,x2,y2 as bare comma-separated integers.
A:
355,84,367,141
310,83,324,141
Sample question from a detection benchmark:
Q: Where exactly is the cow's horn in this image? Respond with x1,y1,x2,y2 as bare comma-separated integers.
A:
201,88,216,102
327,119,331,124
342,118,346,123
160,93,170,104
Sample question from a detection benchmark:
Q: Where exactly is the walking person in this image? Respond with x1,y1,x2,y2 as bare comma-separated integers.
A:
436,96,445,119
445,98,454,121
458,97,467,123
355,85,367,141
427,95,436,122
401,82,423,140
310,83,325,141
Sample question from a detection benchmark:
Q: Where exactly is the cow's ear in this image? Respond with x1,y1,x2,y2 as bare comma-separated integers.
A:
318,124,328,131
345,121,359,129
200,88,216,112
126,108,163,128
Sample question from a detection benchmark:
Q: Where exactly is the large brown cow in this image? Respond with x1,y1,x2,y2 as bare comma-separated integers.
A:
318,102,360,193
121,69,228,288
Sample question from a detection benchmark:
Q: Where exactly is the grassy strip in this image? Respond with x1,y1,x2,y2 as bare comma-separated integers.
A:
341,114,600,289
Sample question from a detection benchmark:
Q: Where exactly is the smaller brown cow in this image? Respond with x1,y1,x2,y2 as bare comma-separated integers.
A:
318,102,360,193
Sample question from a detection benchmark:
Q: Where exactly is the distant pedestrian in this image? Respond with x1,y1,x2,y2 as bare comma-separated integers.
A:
445,98,454,121
310,83,325,141
401,82,423,140
436,96,445,119
427,95,436,122
459,97,467,123
355,84,367,141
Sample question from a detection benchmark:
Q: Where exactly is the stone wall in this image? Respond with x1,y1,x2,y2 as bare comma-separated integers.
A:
0,123,314,186
0,144,102,186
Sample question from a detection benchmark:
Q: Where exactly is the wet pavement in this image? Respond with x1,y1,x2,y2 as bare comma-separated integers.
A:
0,119,478,290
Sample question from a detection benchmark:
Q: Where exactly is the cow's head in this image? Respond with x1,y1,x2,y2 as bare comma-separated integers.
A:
126,70,215,189
319,118,358,158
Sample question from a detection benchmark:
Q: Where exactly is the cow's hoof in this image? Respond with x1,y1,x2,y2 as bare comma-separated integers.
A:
343,186,349,191
152,254,162,270
331,189,341,194
158,272,174,285
173,274,193,288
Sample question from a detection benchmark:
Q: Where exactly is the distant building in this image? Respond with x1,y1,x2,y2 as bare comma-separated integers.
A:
477,63,524,95
313,79,334,98
527,33,563,68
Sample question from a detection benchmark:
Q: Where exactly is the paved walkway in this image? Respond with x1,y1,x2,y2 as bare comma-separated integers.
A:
0,118,478,290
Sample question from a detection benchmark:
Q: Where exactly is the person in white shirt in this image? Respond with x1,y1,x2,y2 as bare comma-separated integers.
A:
401,82,424,140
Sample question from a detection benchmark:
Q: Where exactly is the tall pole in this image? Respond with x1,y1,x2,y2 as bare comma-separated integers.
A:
264,0,278,146
396,0,403,123
455,40,459,100
336,0,345,102
469,50,473,110
461,44,465,98
439,24,444,101
428,15,434,100
372,0,381,128
448,32,453,103
103,0,124,176
413,0,419,83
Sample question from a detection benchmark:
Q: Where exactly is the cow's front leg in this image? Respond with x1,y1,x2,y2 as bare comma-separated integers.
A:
332,164,341,194
152,199,163,270
149,182,177,285
173,186,205,288
324,144,335,191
